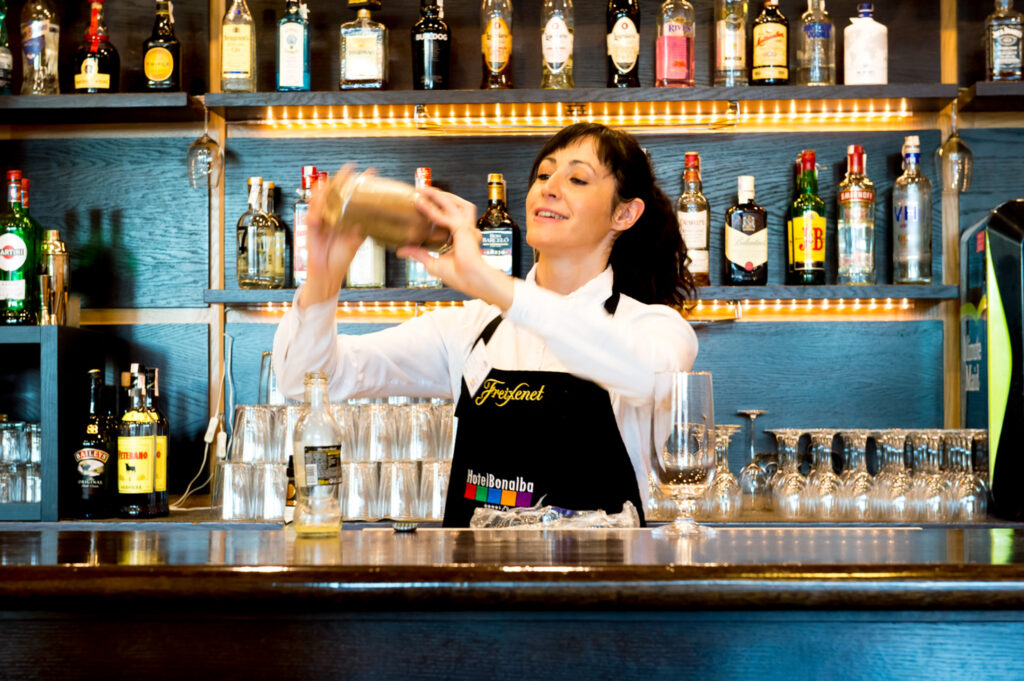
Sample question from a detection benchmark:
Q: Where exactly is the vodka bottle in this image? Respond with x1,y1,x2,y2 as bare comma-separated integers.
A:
656,0,695,88
221,0,256,92
796,0,835,85
20,0,60,95
541,0,573,89
986,0,1024,81
293,372,343,535
843,3,887,85
714,0,748,86
837,145,876,284
892,136,932,284
276,0,310,91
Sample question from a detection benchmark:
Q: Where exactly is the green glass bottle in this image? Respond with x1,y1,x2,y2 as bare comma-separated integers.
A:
0,170,39,325
786,149,827,285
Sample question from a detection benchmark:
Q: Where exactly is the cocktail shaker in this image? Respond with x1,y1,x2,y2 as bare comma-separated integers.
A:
321,171,452,251
39,230,69,325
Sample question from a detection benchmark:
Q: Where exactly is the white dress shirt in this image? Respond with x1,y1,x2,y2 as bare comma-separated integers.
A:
272,265,698,511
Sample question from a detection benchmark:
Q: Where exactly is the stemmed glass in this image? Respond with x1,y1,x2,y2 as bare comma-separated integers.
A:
800,430,841,520
650,371,715,536
944,429,989,521
838,430,873,521
935,101,973,194
737,410,771,513
768,429,805,520
869,430,912,522
187,98,224,190
907,429,945,522
701,424,743,520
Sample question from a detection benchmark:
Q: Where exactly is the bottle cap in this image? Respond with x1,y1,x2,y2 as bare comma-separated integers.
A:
302,165,318,179
737,175,755,195
684,152,700,169
248,176,262,186
487,173,504,184
6,170,21,182
857,3,874,16
799,150,816,172
415,167,432,188
847,145,865,173
20,178,29,189
267,181,275,189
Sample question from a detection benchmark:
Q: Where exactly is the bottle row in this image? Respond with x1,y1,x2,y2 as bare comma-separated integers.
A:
5,0,1021,97
69,364,171,519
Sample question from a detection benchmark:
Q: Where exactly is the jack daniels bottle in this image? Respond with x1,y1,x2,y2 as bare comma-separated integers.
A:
71,369,117,519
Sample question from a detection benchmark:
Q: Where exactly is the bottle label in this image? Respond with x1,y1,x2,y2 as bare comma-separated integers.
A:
752,23,788,79
726,224,768,271
344,32,383,81
0,47,12,89
482,16,512,72
676,211,708,249
803,22,832,39
0,233,28,272
293,205,308,285
21,20,49,61
75,447,110,490
894,199,925,257
118,436,155,494
542,16,572,73
845,23,887,84
297,444,342,487
786,212,826,267
155,435,167,493
0,279,25,301
656,21,692,81
346,238,385,287
278,22,306,87
222,23,252,76
144,47,175,82
74,56,111,90
993,25,1023,71
273,229,286,280
480,228,514,276
716,19,746,70
607,17,640,72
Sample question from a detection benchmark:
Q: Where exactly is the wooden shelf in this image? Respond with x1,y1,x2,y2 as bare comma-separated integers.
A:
0,327,42,344
0,92,195,124
957,81,1024,112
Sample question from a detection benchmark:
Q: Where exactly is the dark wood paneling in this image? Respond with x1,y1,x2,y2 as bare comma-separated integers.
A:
5,0,209,95
0,344,41,424
960,129,1024,233
224,129,942,289
0,93,194,125
0,138,208,309
692,321,944,471
959,1,990,87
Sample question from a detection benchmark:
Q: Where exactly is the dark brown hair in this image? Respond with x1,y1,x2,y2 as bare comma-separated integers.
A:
529,123,695,306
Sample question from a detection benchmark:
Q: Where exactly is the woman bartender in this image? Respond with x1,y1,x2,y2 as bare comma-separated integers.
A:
273,123,699,526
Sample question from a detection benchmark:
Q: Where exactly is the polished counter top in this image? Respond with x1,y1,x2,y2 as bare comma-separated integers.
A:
1,523,1024,612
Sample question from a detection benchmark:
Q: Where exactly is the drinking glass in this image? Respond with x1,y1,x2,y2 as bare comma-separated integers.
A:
768,429,805,520
379,460,420,521
399,401,435,461
946,429,989,521
187,101,224,190
650,371,715,534
340,461,380,521
420,459,452,521
431,399,455,460
737,415,771,513
869,430,912,522
801,430,841,520
906,429,945,522
935,102,972,194
701,424,742,520
364,401,394,461
230,405,276,463
838,430,873,521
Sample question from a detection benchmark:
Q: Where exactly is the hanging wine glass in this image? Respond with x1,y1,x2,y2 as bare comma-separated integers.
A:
700,424,743,520
187,98,224,190
935,102,973,194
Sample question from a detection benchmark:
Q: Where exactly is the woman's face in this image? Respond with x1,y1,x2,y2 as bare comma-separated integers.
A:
525,137,637,260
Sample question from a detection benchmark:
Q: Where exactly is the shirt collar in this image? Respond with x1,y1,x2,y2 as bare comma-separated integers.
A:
524,264,614,302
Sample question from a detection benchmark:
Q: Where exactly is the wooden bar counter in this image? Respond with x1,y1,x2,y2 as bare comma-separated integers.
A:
0,523,1023,679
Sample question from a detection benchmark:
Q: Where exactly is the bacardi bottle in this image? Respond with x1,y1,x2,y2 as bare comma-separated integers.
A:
74,0,120,93
0,171,39,325
412,0,450,90
221,0,256,93
72,369,116,519
481,0,514,88
541,0,573,89
714,0,747,86
725,176,768,285
477,174,519,277
276,0,310,91
751,0,788,85
20,0,60,95
675,152,710,286
837,144,876,284
986,0,1024,81
893,136,932,284
607,0,640,87
786,150,826,285
142,0,181,91
293,372,343,535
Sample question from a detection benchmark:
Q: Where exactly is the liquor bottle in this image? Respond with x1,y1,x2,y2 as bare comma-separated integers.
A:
277,0,310,91
477,173,519,277
607,0,640,87
892,135,932,284
221,0,256,93
72,369,116,519
143,367,169,516
292,165,316,287
714,0,748,86
237,177,274,289
481,0,513,89
117,372,161,519
293,371,343,535
340,6,388,90
0,170,39,325
346,237,386,287
725,176,768,285
675,152,710,286
656,0,695,87
19,178,44,241
0,0,13,94
412,0,450,90
796,0,835,85
142,0,180,91
407,168,443,288
986,0,1024,81
837,144,876,284
752,0,788,85
266,181,289,288
786,150,826,285
74,0,120,93
20,0,60,95
843,3,887,85
541,0,573,89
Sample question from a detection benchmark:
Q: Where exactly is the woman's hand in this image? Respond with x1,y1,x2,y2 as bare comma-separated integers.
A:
298,165,369,308
399,185,514,311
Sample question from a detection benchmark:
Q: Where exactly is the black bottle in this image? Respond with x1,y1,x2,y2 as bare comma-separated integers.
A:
412,0,450,90
142,0,181,91
72,369,116,519
607,0,640,87
73,0,120,93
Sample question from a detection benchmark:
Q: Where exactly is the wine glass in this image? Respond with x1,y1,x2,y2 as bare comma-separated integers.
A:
650,371,715,536
935,102,973,194
838,430,873,521
768,429,805,520
736,411,771,513
701,424,743,520
801,430,841,520
187,99,224,190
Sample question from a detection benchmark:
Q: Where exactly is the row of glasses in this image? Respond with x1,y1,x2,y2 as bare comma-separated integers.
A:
0,422,41,504
331,399,455,462
339,458,452,522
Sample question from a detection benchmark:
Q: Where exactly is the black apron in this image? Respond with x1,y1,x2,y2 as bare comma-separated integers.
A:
442,293,646,527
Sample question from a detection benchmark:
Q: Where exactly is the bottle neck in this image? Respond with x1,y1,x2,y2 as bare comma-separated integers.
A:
87,2,110,46
247,183,262,211
129,385,147,413
7,180,22,209
304,378,327,408
798,168,818,195
266,188,276,214
88,376,104,417
903,152,921,175
487,184,506,208
684,170,702,193
154,0,173,31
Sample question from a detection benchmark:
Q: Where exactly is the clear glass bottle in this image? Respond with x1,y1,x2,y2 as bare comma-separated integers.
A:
406,168,442,288
236,177,274,289
986,0,1024,81
892,135,932,285
751,0,788,85
656,0,695,87
0,0,14,94
221,0,256,92
346,238,386,288
675,152,709,286
266,181,288,289
714,0,748,86
20,0,60,95
796,0,835,85
843,3,886,85
293,372,343,536
837,145,876,284
292,165,316,287
74,0,120,93
482,0,514,88
541,0,573,89
340,8,388,90
412,0,450,90
277,0,310,91
724,175,768,285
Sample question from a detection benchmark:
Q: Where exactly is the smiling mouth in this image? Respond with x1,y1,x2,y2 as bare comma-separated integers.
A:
535,209,568,220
